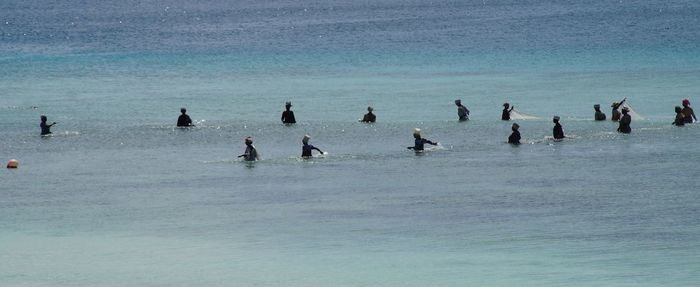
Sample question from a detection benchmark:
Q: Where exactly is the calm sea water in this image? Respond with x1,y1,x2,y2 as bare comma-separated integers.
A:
2,1,699,286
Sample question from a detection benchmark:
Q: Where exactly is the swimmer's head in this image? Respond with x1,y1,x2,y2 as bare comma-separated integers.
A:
622,107,630,114
413,128,421,139
675,106,683,113
683,99,690,107
455,99,461,106
594,104,601,110
244,136,253,145
512,123,520,131
367,106,373,112
181,107,186,114
40,115,47,122
302,134,310,144
611,102,618,108
553,116,560,123
503,102,510,108
6,159,18,169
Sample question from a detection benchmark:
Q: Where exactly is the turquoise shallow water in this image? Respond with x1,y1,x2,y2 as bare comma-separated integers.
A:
2,0,700,286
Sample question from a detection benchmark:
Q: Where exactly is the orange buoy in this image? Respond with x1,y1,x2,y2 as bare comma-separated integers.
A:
6,159,18,169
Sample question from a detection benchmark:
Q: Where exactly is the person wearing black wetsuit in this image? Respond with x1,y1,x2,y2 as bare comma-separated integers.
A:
177,108,193,127
502,103,514,121
40,115,56,135
407,128,438,151
617,107,632,133
611,98,626,121
301,134,324,158
682,99,697,124
456,99,469,121
673,106,685,126
281,102,296,124
361,106,376,123
594,104,606,121
508,123,521,145
553,116,565,140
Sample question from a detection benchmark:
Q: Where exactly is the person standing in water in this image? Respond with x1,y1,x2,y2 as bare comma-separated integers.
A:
681,99,697,123
177,107,193,127
40,115,56,136
238,136,260,161
617,107,632,133
407,128,438,151
281,102,296,124
455,99,470,121
301,134,324,158
594,104,606,121
611,98,627,121
361,106,376,123
508,123,521,145
673,106,685,126
502,103,514,121
553,116,565,140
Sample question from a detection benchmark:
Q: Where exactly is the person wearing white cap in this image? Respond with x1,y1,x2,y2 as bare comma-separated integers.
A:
361,106,376,123
301,134,324,158
238,136,260,161
553,116,565,140
455,99,470,121
407,128,438,151
281,101,296,124
508,123,521,145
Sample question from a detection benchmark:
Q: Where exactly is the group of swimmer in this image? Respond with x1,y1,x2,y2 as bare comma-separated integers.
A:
503,97,696,145
36,98,697,161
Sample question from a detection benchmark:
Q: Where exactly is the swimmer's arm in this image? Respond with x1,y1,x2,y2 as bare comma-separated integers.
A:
614,98,627,109
313,147,324,154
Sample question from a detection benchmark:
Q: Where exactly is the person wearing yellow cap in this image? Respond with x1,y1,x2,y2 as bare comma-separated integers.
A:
611,98,626,121
301,134,324,158
407,128,438,152
238,136,260,161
